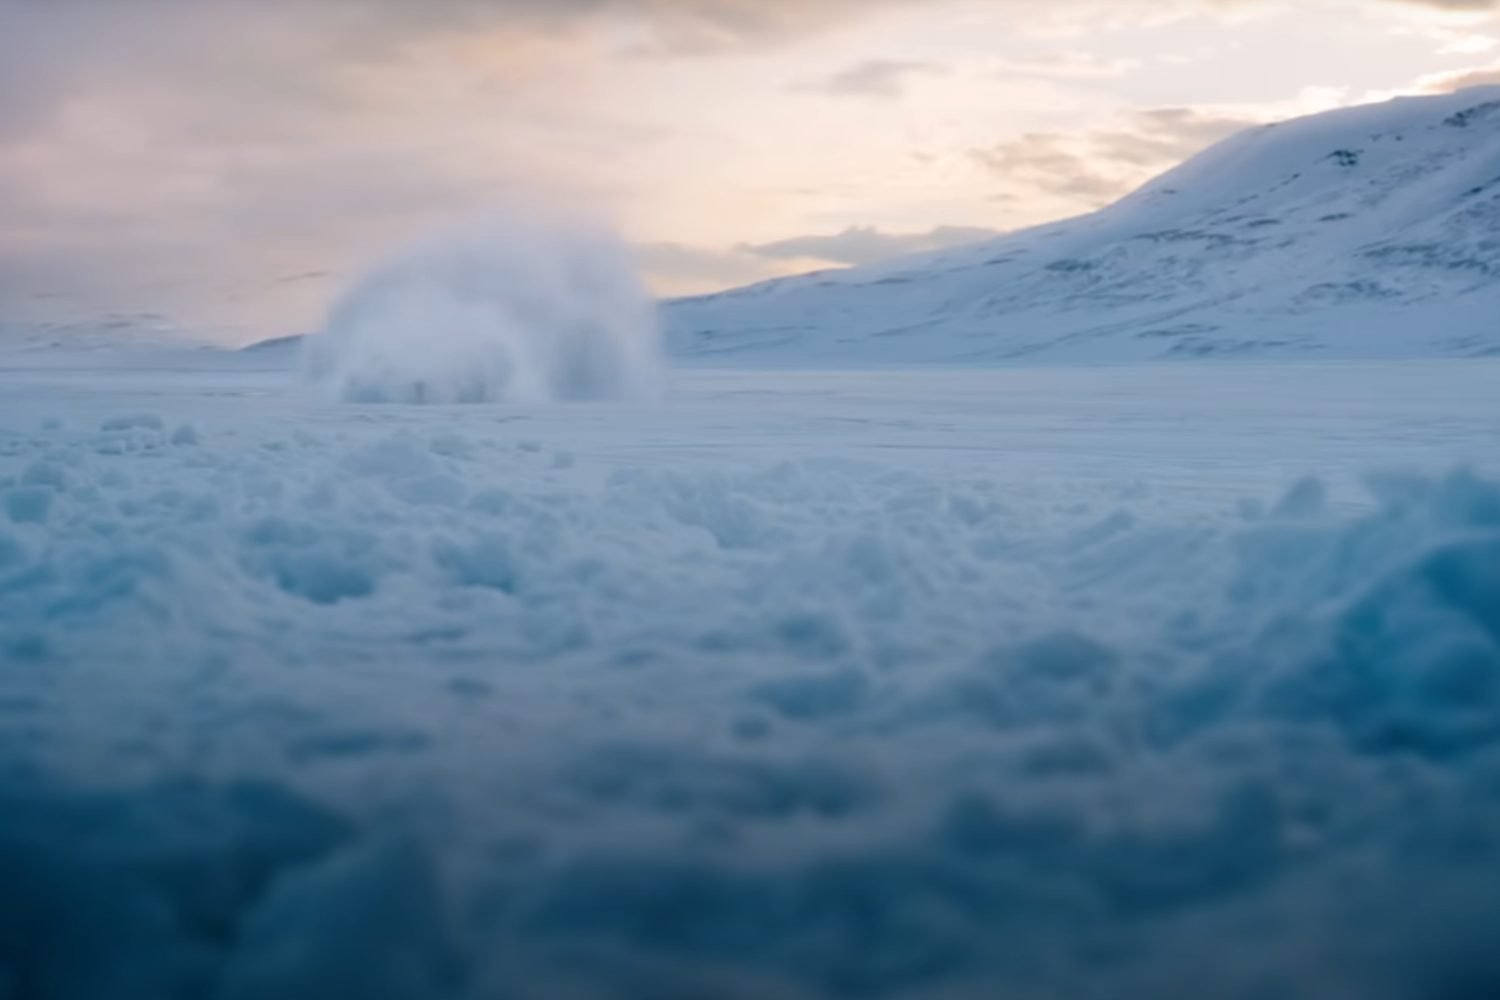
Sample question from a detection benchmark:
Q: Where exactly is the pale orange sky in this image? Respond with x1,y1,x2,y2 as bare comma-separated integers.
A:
1,0,1498,343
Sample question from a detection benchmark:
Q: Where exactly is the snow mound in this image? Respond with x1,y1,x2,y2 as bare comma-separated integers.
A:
306,212,663,404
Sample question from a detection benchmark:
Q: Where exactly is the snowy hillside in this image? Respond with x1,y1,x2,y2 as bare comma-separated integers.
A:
666,87,1500,364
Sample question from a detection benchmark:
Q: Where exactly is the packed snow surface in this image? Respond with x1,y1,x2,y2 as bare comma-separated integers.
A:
2,356,1499,999
666,87,1500,364
305,214,662,404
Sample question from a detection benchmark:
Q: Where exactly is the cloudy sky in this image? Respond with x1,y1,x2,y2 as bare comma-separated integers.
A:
2,0,1499,343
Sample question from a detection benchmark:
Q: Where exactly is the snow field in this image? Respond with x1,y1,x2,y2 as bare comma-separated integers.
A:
0,362,1498,998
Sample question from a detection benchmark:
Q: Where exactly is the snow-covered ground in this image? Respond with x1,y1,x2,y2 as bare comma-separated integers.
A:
666,87,1500,364
2,356,1499,999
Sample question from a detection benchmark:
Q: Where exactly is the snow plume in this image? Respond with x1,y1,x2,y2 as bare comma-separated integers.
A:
306,208,663,404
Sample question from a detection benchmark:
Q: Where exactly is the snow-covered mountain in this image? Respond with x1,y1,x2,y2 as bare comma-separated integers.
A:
665,87,1500,364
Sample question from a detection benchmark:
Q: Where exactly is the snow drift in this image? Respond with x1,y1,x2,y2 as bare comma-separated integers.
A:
666,86,1500,364
306,211,662,404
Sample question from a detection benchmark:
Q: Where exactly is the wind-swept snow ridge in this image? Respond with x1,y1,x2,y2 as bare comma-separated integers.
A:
666,87,1500,363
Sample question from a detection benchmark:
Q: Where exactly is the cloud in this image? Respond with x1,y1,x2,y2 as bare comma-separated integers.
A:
992,52,1143,80
971,107,1257,208
636,242,783,294
0,0,661,333
1415,62,1500,90
0,0,914,125
3,0,1473,133
803,59,947,99
1399,0,1500,8
973,137,1130,203
0,0,1476,146
641,225,1002,292
738,225,1002,266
